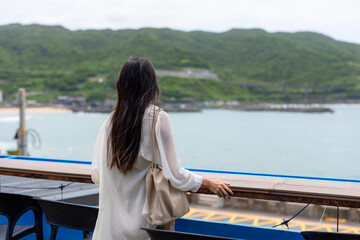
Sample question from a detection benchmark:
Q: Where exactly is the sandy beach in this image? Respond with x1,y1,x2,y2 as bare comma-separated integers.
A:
0,107,72,114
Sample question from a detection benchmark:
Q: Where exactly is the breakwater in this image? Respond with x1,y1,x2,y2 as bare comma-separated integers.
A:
223,103,334,113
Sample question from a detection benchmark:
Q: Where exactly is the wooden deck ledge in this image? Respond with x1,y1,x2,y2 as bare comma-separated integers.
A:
1,157,360,208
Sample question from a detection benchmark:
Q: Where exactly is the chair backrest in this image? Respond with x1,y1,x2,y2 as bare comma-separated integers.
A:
0,192,42,221
301,231,360,240
36,198,98,232
141,228,240,240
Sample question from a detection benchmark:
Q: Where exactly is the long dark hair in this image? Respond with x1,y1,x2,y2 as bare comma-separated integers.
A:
109,56,159,174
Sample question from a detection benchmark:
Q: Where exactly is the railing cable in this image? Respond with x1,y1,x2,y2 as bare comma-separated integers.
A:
272,203,310,229
319,206,327,222
1,182,73,190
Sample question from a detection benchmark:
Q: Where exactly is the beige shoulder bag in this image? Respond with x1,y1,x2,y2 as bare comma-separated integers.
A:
145,108,190,226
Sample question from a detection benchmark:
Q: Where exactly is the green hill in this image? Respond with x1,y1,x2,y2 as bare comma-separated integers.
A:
0,24,359,102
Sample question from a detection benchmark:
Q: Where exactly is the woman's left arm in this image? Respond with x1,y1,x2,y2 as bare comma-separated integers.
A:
155,111,234,199
155,111,202,192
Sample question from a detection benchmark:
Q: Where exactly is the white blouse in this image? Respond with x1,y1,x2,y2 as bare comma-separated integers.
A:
91,105,203,240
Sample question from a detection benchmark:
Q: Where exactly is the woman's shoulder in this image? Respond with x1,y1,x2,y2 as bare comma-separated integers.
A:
152,105,170,121
98,112,113,133
145,104,169,117
105,112,114,124
158,108,170,121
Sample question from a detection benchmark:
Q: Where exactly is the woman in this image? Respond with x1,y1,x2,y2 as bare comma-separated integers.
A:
91,56,233,240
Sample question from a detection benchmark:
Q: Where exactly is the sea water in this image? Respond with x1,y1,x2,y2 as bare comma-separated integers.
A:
0,104,359,179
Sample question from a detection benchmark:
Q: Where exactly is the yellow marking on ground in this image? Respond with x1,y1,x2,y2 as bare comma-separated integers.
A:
252,217,259,225
208,216,229,222
340,228,360,234
183,209,195,217
228,215,237,223
232,217,254,223
305,225,330,231
202,212,216,220
326,217,346,223
186,208,360,234
256,219,280,226
274,221,282,226
184,212,208,218
287,223,305,231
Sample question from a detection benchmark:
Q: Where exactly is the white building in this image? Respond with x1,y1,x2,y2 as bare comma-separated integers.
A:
0,90,3,103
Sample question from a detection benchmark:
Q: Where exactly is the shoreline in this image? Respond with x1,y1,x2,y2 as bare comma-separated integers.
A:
0,106,72,114
1,102,359,114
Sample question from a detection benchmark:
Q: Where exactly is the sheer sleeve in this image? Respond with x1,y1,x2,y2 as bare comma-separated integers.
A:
155,111,202,192
91,117,108,186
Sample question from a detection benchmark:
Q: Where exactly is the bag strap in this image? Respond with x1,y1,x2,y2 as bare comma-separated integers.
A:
151,108,161,169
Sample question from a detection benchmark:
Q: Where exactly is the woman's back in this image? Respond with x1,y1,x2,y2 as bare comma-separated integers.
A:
92,106,154,239
91,105,202,239
91,56,232,240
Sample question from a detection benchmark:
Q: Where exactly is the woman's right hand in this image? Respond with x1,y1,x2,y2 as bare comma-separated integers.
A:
202,178,234,199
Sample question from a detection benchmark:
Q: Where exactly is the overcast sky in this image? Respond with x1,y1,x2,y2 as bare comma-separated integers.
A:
1,0,360,44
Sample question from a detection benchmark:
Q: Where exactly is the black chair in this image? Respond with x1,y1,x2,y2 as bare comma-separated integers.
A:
36,198,98,240
301,231,360,240
141,228,240,240
0,192,43,240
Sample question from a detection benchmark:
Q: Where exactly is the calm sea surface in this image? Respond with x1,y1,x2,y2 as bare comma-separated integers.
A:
1,105,359,179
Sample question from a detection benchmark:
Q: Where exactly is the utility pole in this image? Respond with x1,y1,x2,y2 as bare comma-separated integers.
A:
18,88,27,156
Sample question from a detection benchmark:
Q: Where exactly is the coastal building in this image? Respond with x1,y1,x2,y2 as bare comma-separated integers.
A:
56,94,86,107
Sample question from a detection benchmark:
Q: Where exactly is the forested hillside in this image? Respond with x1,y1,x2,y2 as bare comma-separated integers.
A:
0,24,359,102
